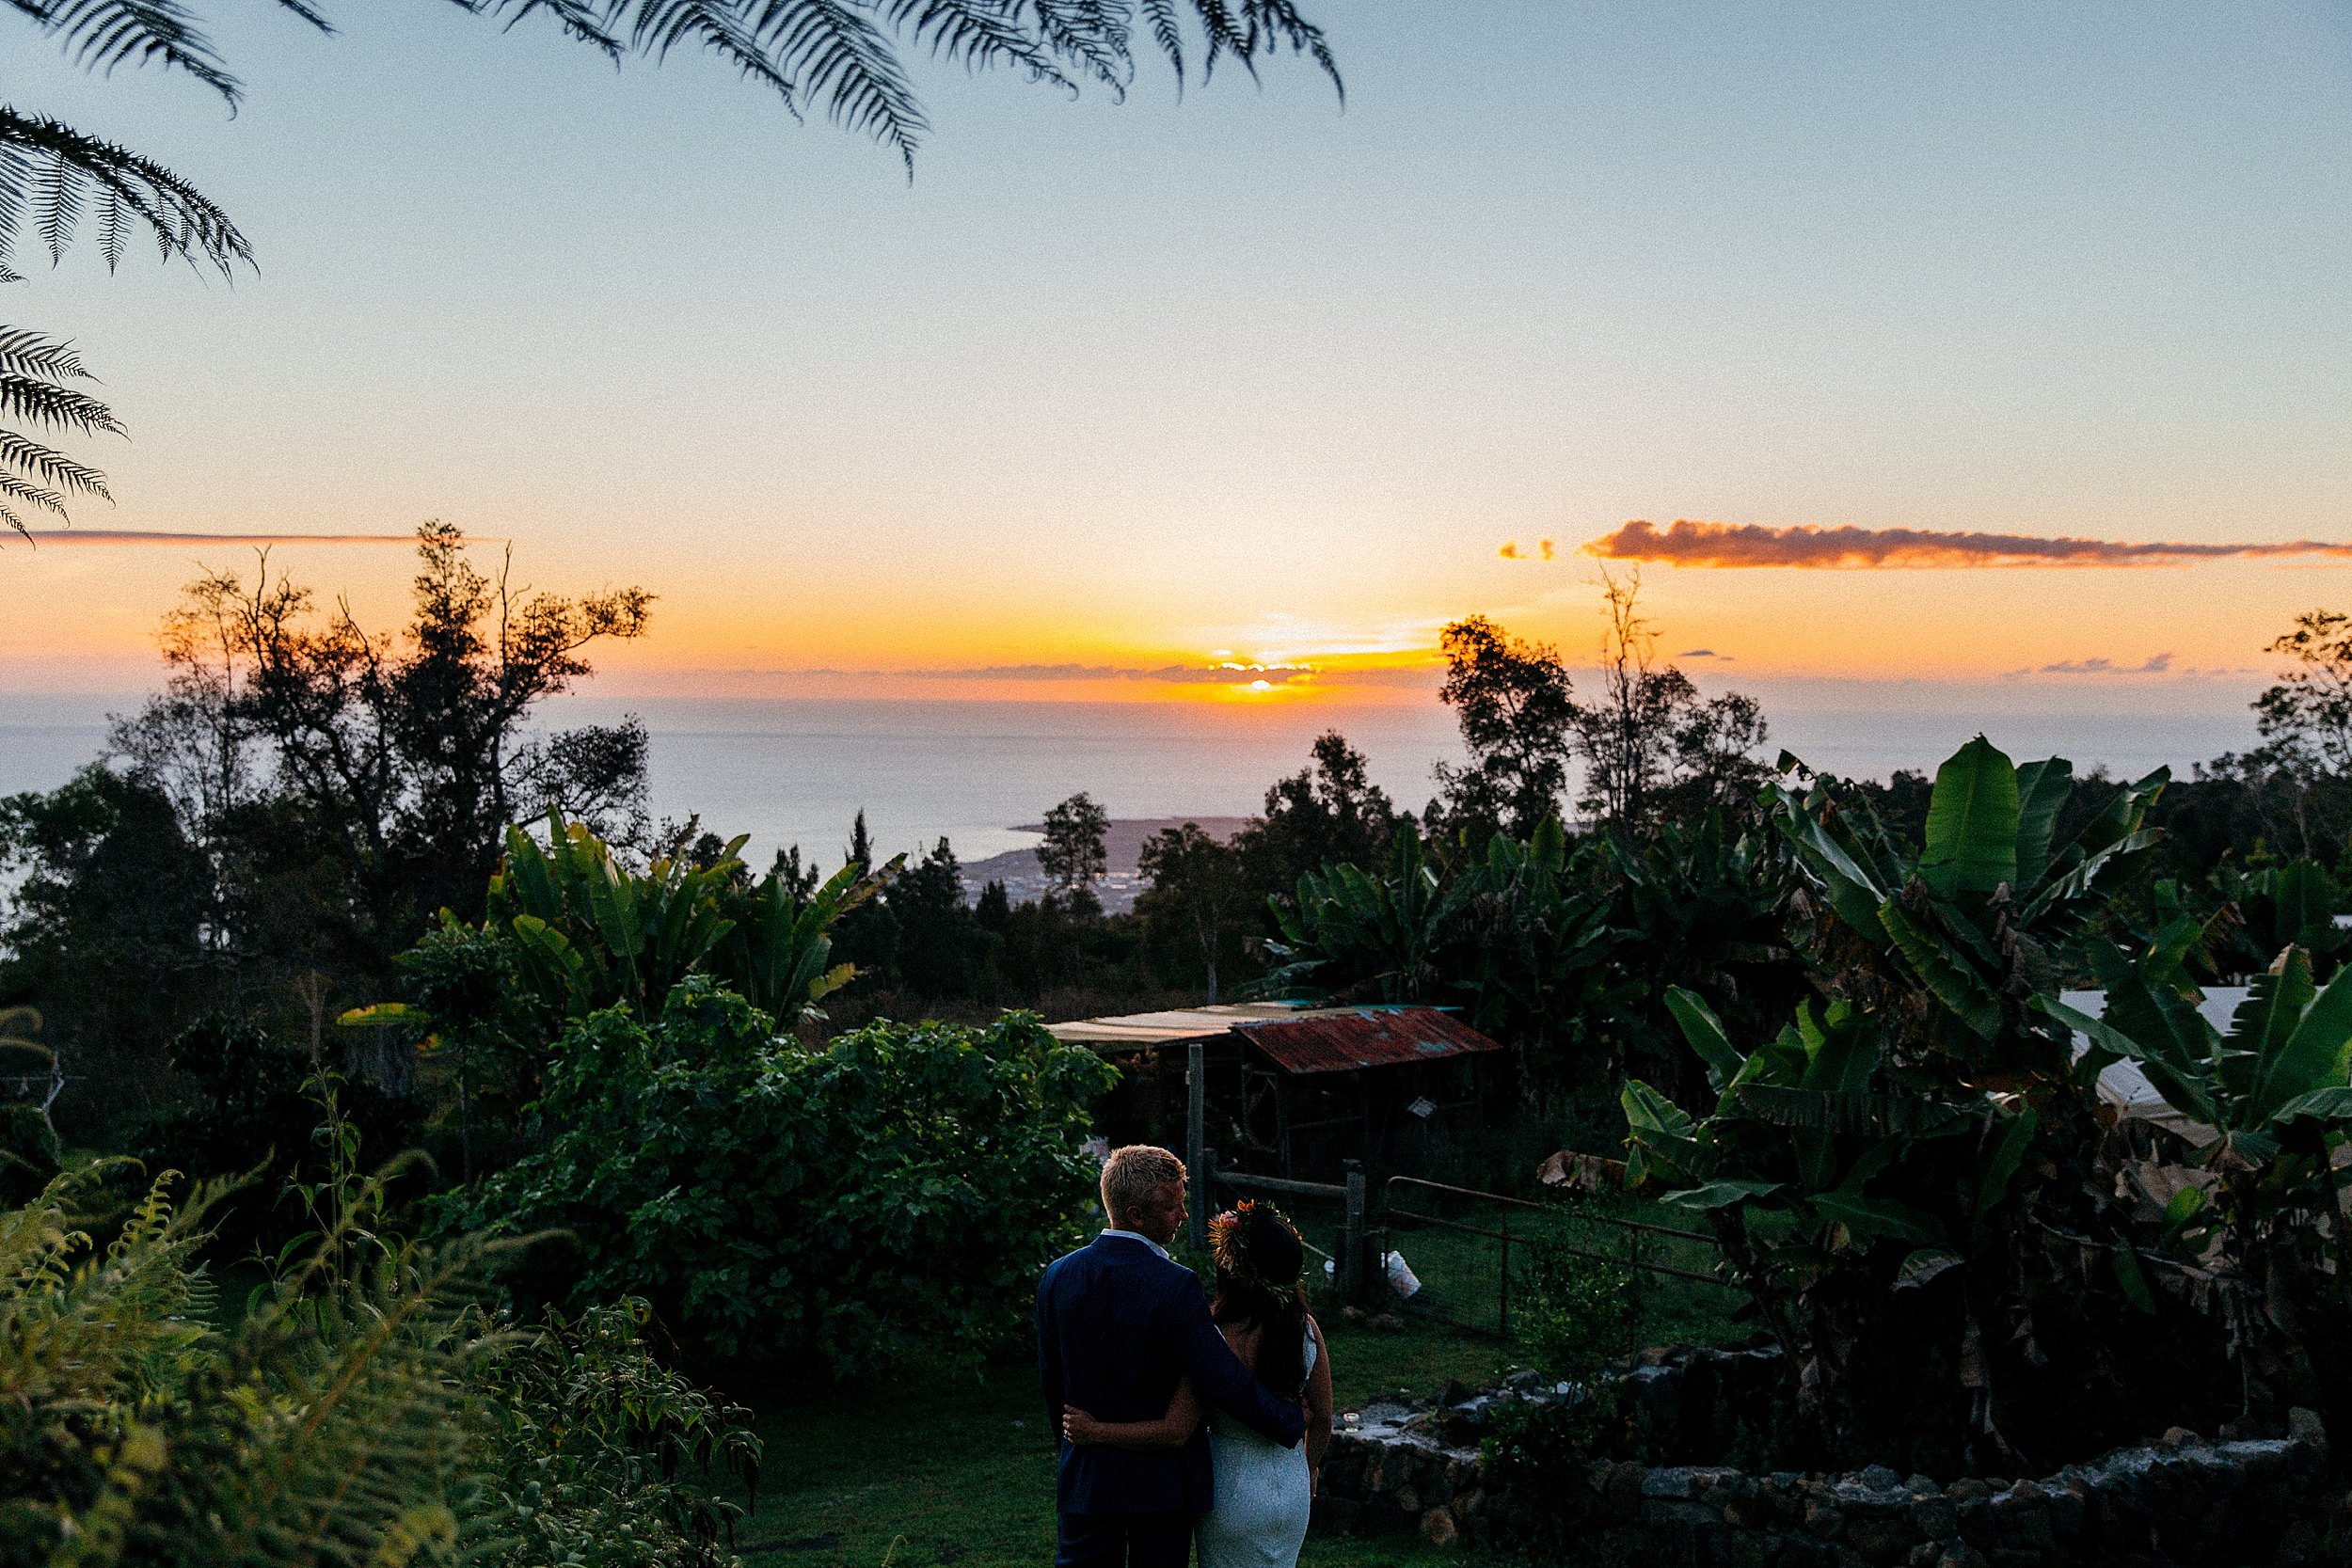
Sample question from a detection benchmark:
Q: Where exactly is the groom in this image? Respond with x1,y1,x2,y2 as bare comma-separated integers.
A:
1037,1145,1306,1568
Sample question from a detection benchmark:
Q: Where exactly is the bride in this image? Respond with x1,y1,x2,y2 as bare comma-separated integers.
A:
1062,1202,1335,1568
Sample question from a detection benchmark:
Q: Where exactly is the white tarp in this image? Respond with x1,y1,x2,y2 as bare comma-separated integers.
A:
2058,988,2245,1148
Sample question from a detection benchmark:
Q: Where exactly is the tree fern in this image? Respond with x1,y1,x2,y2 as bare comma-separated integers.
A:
0,0,1340,275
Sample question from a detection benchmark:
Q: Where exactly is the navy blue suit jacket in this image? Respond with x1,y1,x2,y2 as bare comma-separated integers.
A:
1037,1233,1307,1515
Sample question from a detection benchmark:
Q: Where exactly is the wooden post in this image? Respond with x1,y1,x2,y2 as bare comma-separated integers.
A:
1499,1211,1512,1339
1187,1037,1207,1248
1342,1159,1367,1304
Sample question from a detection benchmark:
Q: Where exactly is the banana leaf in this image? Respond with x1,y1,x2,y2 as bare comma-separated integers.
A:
1810,1190,1947,1248
1664,985,1744,1094
2243,953,2352,1125
2011,757,2074,894
1879,902,2002,1038
1730,1085,1976,1137
1918,736,2018,900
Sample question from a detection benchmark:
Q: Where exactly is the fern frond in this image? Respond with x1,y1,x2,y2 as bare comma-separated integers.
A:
0,106,251,275
39,0,244,104
0,372,123,434
464,0,626,60
0,427,112,497
627,0,800,102
744,0,930,167
0,475,67,515
1137,0,1183,87
0,325,97,381
33,146,87,265
882,0,1077,91
1028,0,1132,92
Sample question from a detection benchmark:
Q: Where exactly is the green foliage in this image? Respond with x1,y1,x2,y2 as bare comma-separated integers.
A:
1136,822,1247,1002
446,981,1117,1374
1263,824,1475,1005
2210,858,2350,981
486,814,751,1022
1514,1235,1640,1377
1038,792,1110,907
476,1298,761,1568
449,810,898,1032
1431,615,1579,838
0,1159,758,1568
2055,936,2352,1422
0,765,217,1142
133,1017,415,1250
1622,738,2206,1473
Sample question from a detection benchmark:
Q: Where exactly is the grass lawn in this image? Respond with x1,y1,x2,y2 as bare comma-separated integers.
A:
723,1313,1516,1568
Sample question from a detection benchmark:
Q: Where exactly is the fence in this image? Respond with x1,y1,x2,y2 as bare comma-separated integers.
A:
1372,1176,1737,1339
1204,1159,1740,1340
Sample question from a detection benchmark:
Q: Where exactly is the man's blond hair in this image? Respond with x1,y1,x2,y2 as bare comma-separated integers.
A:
1101,1144,1186,1227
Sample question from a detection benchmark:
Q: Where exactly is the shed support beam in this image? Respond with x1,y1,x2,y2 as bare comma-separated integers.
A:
1187,1037,1207,1248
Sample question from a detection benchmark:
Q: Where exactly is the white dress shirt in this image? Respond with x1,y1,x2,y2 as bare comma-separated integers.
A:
1100,1227,1171,1259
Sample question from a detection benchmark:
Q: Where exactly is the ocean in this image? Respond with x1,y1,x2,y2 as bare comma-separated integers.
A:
0,683,2266,871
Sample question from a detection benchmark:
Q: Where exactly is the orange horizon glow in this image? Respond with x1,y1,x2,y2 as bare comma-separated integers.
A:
1,525,2340,704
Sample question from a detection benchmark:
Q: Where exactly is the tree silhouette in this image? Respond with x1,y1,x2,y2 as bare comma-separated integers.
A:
1038,791,1108,911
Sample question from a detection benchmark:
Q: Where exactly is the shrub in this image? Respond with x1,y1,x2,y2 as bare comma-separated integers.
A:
1515,1235,1640,1377
449,980,1118,1375
477,1298,761,1568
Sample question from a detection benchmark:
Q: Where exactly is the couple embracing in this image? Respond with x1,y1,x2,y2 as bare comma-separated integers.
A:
1037,1146,1336,1568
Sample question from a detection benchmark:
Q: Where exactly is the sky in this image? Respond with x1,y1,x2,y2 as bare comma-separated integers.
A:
3,0,2351,718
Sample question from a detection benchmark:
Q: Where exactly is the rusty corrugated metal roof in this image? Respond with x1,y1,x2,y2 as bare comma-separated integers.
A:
1232,1006,1502,1075
1046,1003,1317,1047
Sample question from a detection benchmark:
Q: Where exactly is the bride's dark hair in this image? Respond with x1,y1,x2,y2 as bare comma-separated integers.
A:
1208,1202,1310,1398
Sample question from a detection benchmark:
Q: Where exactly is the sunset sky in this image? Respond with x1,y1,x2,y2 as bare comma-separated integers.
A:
3,0,2350,710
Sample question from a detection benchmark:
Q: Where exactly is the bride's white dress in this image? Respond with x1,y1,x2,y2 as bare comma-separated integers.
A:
1198,1329,1317,1568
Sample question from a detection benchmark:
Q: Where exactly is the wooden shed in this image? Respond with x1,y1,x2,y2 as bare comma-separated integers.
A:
1050,1003,1507,1192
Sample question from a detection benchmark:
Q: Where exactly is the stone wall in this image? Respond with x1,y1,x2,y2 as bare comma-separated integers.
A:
1314,1367,2336,1565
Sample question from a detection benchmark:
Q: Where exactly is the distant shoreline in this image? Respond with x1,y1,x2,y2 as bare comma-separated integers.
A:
959,817,1251,914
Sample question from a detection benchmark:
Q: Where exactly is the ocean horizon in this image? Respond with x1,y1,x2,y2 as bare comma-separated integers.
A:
0,682,2268,871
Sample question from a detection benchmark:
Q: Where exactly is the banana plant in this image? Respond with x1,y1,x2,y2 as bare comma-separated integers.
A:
1258,825,1477,1004
1626,987,2026,1299
1614,739,2183,1471
485,812,748,1022
2210,860,2350,982
710,853,899,1025
2047,939,2352,1245
1769,736,2166,1077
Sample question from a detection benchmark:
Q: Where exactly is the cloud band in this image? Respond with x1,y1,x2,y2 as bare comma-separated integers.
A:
12,530,454,548
1581,518,2352,568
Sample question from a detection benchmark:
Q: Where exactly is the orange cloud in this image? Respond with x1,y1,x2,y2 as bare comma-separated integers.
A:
1584,518,2352,568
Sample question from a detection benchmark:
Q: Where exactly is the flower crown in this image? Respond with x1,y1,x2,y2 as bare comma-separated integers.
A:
1207,1199,1303,1293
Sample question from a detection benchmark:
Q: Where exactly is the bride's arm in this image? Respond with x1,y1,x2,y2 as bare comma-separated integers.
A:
1061,1376,1203,1451
1302,1316,1334,1475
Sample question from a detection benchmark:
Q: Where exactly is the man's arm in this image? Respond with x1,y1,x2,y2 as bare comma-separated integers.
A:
1167,1283,1307,1448
1037,1269,1065,1435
